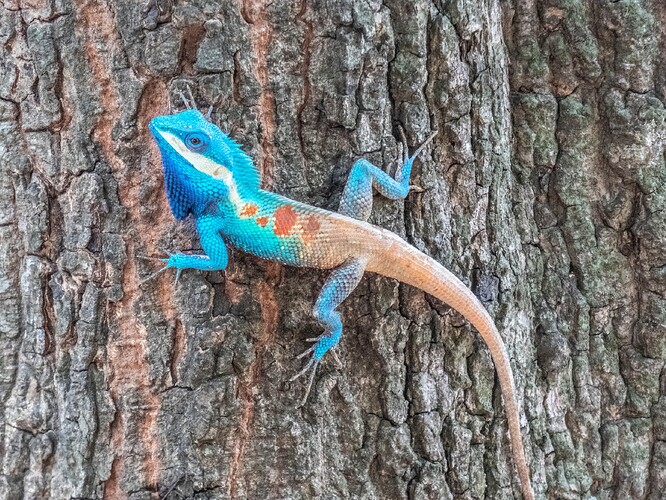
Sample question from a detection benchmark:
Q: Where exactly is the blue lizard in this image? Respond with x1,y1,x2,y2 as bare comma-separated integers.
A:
145,101,534,500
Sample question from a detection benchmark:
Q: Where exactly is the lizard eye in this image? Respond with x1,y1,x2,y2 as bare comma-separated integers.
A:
184,132,209,152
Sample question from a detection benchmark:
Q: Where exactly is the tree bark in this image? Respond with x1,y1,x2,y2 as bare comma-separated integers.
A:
1,0,665,498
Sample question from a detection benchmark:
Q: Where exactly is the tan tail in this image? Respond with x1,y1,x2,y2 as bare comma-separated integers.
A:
367,234,534,500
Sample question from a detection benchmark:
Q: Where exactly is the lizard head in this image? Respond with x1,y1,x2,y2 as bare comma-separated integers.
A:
149,109,260,220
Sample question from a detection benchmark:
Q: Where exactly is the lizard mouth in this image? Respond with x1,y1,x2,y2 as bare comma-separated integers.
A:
148,117,187,158
154,130,188,155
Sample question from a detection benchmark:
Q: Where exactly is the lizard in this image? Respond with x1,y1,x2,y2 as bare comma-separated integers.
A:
144,99,534,500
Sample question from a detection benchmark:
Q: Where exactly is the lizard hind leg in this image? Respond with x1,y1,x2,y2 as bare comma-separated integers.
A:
338,129,437,221
292,258,366,405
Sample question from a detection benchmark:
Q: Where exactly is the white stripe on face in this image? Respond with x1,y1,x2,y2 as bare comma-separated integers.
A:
158,130,243,208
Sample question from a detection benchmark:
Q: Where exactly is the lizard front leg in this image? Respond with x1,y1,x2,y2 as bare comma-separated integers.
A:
142,213,228,284
339,129,436,221
292,258,366,404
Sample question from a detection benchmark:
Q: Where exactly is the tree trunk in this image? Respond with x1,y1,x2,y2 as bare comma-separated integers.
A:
1,0,665,498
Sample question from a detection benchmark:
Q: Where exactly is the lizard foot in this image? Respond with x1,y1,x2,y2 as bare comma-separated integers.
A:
291,330,342,405
398,125,438,164
290,350,320,407
138,250,183,286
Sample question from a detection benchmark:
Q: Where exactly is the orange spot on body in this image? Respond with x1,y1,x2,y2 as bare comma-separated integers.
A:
256,216,269,227
240,203,259,217
273,205,297,237
302,215,321,243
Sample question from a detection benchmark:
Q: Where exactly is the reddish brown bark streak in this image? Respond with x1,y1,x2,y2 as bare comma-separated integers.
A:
228,261,281,499
241,0,277,185
77,1,165,496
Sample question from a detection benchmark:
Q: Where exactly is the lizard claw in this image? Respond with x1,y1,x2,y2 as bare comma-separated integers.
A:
290,356,314,382
138,247,176,285
410,130,438,160
136,254,167,263
398,125,409,164
138,250,171,285
330,349,342,367
186,86,196,109
297,346,314,359
138,250,184,286
140,264,170,285
397,126,438,164
291,330,342,405
157,247,174,257
178,85,198,111
136,255,162,262
290,354,320,406
177,85,217,123
179,91,192,110
409,184,425,193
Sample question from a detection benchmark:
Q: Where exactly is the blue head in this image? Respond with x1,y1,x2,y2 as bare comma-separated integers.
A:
149,110,260,220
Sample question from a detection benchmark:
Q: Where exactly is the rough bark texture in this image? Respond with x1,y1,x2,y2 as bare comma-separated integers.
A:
1,0,665,498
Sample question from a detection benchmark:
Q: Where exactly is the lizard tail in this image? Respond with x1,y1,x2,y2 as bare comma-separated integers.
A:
367,237,534,500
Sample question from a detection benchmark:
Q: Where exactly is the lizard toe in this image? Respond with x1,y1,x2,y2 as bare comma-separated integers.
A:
139,264,170,285
290,356,320,406
296,346,314,360
136,254,169,263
